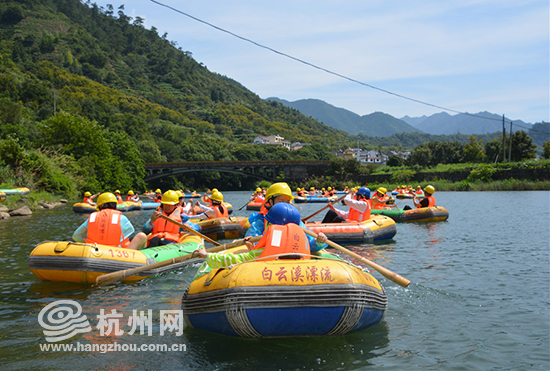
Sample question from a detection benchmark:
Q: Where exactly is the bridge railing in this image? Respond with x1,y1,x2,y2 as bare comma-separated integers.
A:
144,160,331,169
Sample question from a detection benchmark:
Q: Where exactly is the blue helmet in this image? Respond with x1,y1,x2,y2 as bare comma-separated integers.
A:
265,203,301,225
356,187,371,199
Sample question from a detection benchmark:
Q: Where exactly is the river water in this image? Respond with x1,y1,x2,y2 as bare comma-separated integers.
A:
0,191,548,370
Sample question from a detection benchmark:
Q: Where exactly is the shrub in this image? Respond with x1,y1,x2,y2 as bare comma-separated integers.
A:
390,169,416,183
467,164,496,182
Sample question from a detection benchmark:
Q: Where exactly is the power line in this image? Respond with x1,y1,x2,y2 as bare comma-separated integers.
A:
149,0,549,135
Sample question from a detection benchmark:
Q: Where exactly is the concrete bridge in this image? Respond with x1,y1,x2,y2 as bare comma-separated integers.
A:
144,160,331,182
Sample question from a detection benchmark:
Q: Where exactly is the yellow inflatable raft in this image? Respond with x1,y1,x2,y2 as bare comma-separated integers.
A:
195,216,246,240
182,249,387,338
28,234,204,284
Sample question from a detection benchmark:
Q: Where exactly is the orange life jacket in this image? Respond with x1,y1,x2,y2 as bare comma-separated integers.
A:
259,202,269,216
347,199,371,222
154,194,162,203
116,195,123,204
256,224,310,261
148,208,183,243
427,195,436,207
84,209,130,248
253,195,265,203
211,204,228,219
371,194,388,210
83,196,94,205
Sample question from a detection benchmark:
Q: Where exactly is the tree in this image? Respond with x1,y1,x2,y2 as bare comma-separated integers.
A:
543,141,550,159
508,131,537,161
407,145,432,168
386,154,404,167
463,135,485,163
1,5,24,24
484,139,502,163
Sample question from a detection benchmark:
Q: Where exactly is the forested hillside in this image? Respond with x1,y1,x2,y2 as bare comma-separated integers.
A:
0,0,354,194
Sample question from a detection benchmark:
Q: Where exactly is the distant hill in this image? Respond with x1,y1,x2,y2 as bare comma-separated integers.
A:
267,98,422,137
401,112,532,135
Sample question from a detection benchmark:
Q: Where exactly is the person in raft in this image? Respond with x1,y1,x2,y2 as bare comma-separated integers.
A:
143,190,199,247
126,190,141,203
245,182,328,249
370,187,390,210
194,203,327,268
405,185,436,209
83,191,100,206
192,190,228,219
73,192,147,250
114,190,124,204
321,187,371,223
153,188,162,202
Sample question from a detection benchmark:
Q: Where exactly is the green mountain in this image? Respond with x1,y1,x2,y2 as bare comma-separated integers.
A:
0,0,353,192
401,111,533,135
267,98,422,136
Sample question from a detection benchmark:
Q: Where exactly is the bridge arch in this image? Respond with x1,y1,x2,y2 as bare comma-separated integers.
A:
143,160,330,183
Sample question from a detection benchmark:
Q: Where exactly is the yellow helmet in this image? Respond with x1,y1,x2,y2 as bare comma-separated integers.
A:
155,188,161,193
377,187,387,194
327,187,332,191
97,192,117,207
417,185,422,189
266,183,294,202
310,187,314,191
322,188,325,191
296,187,300,192
210,191,223,202
84,191,92,197
127,190,134,195
212,188,218,193
176,190,185,198
387,197,395,205
424,185,435,194
256,187,262,193
114,190,120,194
161,190,179,205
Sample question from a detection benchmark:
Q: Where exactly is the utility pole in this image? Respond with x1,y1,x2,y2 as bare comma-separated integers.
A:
508,121,514,162
502,115,506,163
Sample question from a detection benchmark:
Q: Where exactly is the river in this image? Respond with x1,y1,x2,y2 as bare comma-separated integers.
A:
1,191,549,370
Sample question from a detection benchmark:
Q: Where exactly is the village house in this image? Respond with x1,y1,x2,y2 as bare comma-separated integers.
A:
253,135,291,149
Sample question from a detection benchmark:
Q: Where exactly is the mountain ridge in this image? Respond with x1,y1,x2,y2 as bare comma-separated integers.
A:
267,97,421,137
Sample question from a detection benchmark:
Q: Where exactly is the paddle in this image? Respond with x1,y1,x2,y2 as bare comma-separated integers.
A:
96,236,263,286
159,214,221,246
302,228,410,288
301,193,347,222
238,196,255,211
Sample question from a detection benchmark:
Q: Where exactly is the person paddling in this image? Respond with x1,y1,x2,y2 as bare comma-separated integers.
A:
194,203,327,268
322,187,371,223
404,185,436,210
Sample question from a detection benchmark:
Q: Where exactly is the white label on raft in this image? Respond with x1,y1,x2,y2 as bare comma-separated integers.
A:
271,229,282,247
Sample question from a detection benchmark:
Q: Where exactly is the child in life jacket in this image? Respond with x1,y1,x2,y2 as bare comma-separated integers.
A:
194,203,328,268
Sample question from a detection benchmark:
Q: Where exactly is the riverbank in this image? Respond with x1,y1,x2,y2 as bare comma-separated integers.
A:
0,189,67,219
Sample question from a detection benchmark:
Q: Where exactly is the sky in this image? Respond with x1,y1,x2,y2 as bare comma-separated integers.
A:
88,0,549,126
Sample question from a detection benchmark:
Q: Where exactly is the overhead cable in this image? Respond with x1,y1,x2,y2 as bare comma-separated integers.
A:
149,0,548,135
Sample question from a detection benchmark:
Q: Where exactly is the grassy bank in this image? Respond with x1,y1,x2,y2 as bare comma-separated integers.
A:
362,179,550,192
